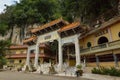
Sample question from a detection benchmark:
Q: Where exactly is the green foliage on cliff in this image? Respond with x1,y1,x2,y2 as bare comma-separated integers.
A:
0,40,11,69
0,0,119,39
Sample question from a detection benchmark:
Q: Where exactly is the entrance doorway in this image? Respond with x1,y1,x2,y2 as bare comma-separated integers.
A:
63,44,76,66
47,40,58,64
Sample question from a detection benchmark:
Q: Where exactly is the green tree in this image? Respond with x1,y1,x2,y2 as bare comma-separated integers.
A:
0,40,11,69
60,0,119,23
0,13,11,68
0,0,119,42
2,0,61,41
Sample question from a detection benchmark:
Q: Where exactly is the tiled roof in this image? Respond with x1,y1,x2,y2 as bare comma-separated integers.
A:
6,53,52,59
9,43,48,50
23,36,37,44
31,18,69,33
79,16,120,39
39,53,52,58
58,22,80,32
9,45,28,49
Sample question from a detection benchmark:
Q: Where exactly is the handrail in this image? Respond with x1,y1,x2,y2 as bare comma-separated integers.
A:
80,39,120,53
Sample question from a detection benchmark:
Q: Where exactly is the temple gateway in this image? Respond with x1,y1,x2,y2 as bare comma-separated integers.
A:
23,18,87,72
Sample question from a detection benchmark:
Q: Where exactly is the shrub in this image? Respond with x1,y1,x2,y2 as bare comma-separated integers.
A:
100,66,110,75
76,65,82,70
92,67,102,74
91,66,120,77
109,67,120,76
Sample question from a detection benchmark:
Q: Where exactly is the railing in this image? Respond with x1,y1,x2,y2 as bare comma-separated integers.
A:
80,40,120,54
108,40,120,47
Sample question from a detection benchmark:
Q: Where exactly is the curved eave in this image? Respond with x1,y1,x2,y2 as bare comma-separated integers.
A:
31,18,69,34
6,53,54,59
79,16,120,39
9,45,28,50
23,36,37,44
58,22,80,33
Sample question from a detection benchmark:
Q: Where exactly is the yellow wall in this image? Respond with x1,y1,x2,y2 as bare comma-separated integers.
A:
80,34,95,48
99,62,115,67
9,49,27,54
80,22,120,48
87,62,116,67
87,62,97,67
110,22,120,41
6,48,27,69
80,34,96,48
80,29,110,48
7,58,26,68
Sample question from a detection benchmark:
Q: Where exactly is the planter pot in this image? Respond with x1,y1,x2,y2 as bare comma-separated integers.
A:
78,70,83,76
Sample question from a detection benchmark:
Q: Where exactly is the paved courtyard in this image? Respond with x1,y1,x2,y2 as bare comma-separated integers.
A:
0,71,91,80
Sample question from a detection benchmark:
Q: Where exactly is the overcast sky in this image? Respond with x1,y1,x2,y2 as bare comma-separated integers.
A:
0,0,19,13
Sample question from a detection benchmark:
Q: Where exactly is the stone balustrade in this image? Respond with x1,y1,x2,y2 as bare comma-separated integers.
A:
81,40,120,54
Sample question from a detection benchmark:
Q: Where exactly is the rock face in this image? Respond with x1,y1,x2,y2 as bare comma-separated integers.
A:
11,26,21,44
0,24,40,45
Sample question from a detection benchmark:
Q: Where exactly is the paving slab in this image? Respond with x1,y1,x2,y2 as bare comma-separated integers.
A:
0,71,91,80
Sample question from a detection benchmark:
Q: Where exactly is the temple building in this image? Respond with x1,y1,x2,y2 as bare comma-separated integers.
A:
6,8,120,73
80,16,120,67
6,45,27,69
6,44,54,70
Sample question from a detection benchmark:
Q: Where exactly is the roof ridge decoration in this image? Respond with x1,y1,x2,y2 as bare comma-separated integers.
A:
31,18,69,33
58,22,80,32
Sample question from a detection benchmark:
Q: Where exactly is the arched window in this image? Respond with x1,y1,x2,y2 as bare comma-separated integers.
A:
98,36,108,44
87,42,92,48
118,32,120,38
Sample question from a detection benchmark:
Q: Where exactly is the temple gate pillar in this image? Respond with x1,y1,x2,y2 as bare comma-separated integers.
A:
26,48,30,66
75,37,81,66
113,54,119,67
34,44,39,68
58,38,63,71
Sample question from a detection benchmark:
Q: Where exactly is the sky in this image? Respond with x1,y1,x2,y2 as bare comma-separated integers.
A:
0,0,19,13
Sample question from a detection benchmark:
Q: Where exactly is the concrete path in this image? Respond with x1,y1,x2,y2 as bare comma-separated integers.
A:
82,73,120,80
0,71,91,80
1,71,120,80
55,72,120,80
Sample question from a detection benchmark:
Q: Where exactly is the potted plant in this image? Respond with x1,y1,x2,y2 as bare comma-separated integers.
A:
76,65,83,76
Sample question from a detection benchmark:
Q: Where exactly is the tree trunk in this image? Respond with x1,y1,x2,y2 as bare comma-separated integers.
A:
9,26,14,40
20,25,26,42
